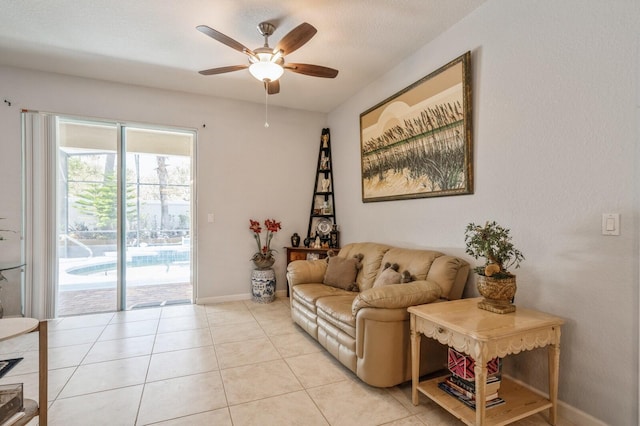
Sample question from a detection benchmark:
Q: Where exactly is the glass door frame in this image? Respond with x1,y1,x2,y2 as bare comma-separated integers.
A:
117,123,198,311
54,115,197,315
117,124,126,310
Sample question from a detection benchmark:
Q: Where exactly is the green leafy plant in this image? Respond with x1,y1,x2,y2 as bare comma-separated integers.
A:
73,173,137,231
464,221,524,278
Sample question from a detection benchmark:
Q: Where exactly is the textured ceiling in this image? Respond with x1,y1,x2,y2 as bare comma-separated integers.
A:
0,0,486,112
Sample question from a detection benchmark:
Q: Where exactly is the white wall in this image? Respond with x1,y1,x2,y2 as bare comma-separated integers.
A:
328,1,638,424
0,65,326,313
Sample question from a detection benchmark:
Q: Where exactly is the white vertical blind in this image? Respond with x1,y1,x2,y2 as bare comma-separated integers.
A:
22,111,58,319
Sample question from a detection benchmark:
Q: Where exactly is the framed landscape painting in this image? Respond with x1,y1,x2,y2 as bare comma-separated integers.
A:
360,51,473,202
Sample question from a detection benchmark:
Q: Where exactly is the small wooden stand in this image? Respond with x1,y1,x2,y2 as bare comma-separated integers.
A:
409,298,563,425
477,299,516,314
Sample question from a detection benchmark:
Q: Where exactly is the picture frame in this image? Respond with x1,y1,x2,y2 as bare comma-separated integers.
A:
359,51,473,202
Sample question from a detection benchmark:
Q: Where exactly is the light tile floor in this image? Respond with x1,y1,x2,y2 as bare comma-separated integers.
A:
0,298,575,425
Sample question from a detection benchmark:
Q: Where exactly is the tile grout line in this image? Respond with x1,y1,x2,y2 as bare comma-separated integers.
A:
46,314,114,409
251,297,335,426
201,304,238,426
204,304,232,424
133,308,162,426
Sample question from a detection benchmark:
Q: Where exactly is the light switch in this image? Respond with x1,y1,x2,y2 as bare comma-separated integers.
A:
207,213,214,223
602,213,620,236
605,218,615,231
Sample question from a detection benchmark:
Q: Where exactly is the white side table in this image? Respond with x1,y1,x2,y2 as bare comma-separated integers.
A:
0,318,47,426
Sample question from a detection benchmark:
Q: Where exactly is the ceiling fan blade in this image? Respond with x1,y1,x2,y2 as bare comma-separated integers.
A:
284,63,339,78
264,80,280,95
198,65,248,75
196,25,255,57
275,22,317,55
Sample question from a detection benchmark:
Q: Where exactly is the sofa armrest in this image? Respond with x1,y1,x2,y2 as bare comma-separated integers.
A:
352,280,442,315
286,259,328,286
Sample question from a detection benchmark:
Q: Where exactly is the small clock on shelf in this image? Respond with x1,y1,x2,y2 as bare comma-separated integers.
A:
316,219,332,236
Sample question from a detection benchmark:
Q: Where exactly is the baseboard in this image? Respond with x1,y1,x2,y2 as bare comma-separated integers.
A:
196,294,250,304
196,289,288,305
504,375,606,426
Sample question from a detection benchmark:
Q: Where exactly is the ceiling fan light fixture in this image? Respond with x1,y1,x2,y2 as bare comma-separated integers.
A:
271,49,283,63
198,21,337,95
249,54,284,82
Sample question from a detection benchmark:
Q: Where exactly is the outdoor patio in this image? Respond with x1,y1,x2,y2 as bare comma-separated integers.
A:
57,282,193,316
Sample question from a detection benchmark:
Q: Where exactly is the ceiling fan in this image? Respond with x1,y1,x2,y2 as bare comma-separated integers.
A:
196,21,339,95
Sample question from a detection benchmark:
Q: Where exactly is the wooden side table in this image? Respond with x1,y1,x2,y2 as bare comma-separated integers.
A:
0,318,47,425
409,298,564,426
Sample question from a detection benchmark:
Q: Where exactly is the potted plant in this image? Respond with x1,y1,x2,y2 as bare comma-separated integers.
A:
249,218,282,304
464,221,524,313
249,218,281,269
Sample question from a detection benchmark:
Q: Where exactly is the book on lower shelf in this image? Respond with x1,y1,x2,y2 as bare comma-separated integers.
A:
438,380,505,410
448,373,502,395
443,376,498,401
439,348,505,409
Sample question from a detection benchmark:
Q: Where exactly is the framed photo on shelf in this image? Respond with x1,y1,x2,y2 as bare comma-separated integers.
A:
359,51,473,202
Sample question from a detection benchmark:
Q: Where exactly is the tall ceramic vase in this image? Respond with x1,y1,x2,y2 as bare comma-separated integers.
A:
251,268,276,303
251,253,276,303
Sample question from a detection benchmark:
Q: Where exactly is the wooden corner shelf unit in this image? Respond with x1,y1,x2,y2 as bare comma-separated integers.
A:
306,128,338,248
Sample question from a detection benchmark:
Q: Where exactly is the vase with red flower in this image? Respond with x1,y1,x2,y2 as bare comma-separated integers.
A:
249,218,281,269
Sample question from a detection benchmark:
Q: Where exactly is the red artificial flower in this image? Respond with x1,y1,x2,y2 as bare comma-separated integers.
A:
249,220,262,234
265,219,281,233
249,218,282,259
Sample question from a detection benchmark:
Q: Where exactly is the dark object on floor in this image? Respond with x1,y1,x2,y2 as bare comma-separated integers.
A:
0,358,23,379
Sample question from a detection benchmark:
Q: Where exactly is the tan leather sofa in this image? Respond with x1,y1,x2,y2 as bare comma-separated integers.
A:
286,242,469,388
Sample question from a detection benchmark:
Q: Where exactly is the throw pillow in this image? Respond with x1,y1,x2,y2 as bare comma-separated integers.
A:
323,256,359,290
373,267,402,287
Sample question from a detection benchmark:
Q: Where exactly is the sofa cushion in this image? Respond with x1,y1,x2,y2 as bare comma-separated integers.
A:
427,256,470,299
324,256,359,290
379,248,441,281
352,280,442,315
338,243,391,291
316,295,357,338
293,284,353,315
287,259,328,286
372,267,402,287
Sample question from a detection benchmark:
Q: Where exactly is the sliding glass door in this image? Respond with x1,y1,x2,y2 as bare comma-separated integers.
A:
56,118,194,316
123,127,193,310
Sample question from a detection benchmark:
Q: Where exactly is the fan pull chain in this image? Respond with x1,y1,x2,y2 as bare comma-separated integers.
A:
264,84,270,128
